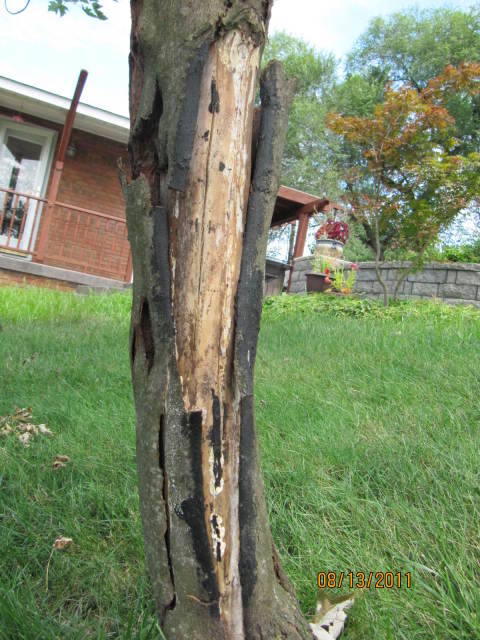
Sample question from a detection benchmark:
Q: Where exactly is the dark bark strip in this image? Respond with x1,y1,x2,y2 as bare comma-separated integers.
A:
238,394,257,607
235,62,297,394
159,415,176,620
139,299,155,373
211,514,223,561
181,411,221,618
151,205,174,321
234,62,313,639
170,41,211,192
210,392,223,490
209,78,221,113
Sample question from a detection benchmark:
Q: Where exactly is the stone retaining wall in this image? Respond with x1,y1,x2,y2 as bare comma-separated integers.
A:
291,257,480,308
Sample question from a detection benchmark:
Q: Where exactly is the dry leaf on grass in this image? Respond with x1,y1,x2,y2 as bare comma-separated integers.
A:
13,407,33,422
46,536,74,591
52,455,70,471
0,425,12,437
0,409,53,445
54,536,73,550
38,424,53,436
18,432,32,448
18,423,39,435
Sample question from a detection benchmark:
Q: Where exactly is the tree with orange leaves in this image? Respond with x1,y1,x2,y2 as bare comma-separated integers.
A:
327,63,480,306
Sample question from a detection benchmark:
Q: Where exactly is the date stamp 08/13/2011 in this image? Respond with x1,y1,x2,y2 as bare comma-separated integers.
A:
317,571,412,590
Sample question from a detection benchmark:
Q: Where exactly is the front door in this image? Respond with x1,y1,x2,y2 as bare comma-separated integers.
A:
0,120,54,252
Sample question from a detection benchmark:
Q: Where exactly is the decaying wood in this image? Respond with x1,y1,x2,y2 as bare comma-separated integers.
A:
126,1,313,638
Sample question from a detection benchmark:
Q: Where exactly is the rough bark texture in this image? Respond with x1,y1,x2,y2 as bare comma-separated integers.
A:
126,2,312,638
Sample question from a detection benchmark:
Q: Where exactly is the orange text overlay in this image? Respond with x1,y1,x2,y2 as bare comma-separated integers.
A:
317,572,412,590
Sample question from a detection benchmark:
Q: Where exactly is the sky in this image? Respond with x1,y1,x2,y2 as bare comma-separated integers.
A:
1,0,476,117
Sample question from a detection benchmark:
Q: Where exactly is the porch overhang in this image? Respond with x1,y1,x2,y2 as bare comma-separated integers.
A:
272,186,330,227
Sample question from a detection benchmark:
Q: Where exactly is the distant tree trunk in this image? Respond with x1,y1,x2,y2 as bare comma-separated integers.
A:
124,2,312,638
373,209,390,307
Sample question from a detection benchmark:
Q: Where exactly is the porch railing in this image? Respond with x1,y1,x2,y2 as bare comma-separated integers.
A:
0,186,46,257
0,186,132,283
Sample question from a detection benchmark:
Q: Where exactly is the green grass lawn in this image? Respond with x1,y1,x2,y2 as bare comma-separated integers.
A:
0,287,479,639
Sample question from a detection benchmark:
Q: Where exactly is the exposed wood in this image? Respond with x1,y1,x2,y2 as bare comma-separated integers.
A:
169,30,260,636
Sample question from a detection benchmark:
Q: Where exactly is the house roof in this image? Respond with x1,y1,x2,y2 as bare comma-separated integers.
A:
0,76,130,144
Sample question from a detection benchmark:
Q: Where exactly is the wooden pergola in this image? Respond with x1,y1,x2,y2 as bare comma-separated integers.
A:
271,185,339,292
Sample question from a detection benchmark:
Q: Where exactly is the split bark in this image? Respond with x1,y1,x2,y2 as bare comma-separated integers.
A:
125,1,313,638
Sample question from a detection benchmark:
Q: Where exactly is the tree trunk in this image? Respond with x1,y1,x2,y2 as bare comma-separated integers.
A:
125,2,313,638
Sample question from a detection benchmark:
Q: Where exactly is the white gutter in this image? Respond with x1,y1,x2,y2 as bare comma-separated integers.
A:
0,76,130,144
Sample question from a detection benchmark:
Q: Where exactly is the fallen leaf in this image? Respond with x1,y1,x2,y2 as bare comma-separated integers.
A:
310,595,354,640
14,407,33,422
54,536,73,550
52,455,70,471
18,433,31,447
38,424,53,436
18,423,38,436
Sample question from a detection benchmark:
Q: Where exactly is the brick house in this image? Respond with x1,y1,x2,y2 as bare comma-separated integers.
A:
0,75,333,292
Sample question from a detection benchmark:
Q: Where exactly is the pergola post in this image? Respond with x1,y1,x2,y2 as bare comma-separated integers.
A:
286,210,309,292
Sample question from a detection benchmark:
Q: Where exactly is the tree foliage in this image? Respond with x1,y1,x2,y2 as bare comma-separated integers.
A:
346,6,480,154
327,63,480,304
47,0,112,20
263,33,342,199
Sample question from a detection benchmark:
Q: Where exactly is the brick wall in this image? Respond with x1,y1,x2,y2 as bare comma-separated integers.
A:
56,129,127,217
291,257,480,308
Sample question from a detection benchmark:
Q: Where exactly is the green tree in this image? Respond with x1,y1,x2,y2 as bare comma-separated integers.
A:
327,64,480,306
263,33,341,199
346,6,480,154
48,0,112,20
262,34,343,263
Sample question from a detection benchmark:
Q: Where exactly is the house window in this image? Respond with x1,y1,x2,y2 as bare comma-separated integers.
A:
0,119,55,253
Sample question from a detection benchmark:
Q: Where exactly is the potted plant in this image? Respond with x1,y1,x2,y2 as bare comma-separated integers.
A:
315,219,349,258
306,255,333,293
306,254,359,294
